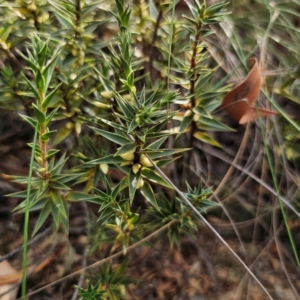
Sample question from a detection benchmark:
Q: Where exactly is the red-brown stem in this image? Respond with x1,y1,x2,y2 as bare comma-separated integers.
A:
38,92,49,179
188,24,202,152
189,24,202,108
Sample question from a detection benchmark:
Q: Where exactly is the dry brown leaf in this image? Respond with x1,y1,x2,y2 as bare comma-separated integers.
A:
221,58,278,124
0,259,19,300
0,255,53,285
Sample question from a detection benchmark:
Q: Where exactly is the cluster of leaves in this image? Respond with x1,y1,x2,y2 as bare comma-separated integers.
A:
0,0,244,298
77,262,132,300
7,36,84,235
147,182,215,248
175,1,232,146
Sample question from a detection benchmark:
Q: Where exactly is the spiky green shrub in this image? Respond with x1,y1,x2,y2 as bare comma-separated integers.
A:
1,0,299,299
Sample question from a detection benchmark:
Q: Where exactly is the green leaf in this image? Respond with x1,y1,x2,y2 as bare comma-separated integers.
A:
36,69,45,92
147,136,168,150
53,11,73,29
50,198,60,229
60,214,69,234
43,52,60,91
140,181,160,211
193,131,221,147
197,116,234,132
32,104,46,123
53,123,73,146
141,168,173,189
135,130,146,143
38,40,48,67
46,149,60,160
114,143,136,157
149,0,158,18
82,1,104,17
32,200,51,236
145,148,190,159
41,130,57,141
112,176,128,199
19,114,38,129
0,26,11,42
129,169,141,203
16,50,37,71
50,153,68,175
67,191,100,202
50,181,71,190
193,106,211,118
27,143,42,154
58,74,68,84
146,132,176,139
51,190,68,218
114,94,136,119
156,156,182,168
86,155,126,165
206,1,228,15
179,113,194,132
50,174,81,184
45,106,60,126
7,189,36,198
42,83,62,109
23,75,40,102
97,117,128,132
127,117,139,133
89,126,131,145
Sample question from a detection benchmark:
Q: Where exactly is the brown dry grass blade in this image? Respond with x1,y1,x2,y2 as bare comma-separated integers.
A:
221,58,278,124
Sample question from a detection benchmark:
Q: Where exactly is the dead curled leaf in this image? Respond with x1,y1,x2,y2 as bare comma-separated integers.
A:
221,58,278,124
0,259,19,300
0,255,54,285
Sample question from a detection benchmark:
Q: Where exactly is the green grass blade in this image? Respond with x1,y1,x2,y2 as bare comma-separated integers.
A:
22,122,39,299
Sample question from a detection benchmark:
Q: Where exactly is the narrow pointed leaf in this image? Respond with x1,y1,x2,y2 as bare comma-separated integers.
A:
141,168,173,189
23,75,40,101
179,113,194,132
193,131,221,147
32,200,51,236
67,191,101,202
85,155,126,165
97,117,128,132
89,126,131,145
42,83,62,109
19,114,38,129
114,143,136,157
140,181,160,211
51,190,67,219
145,148,190,159
32,103,46,123
129,169,141,203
